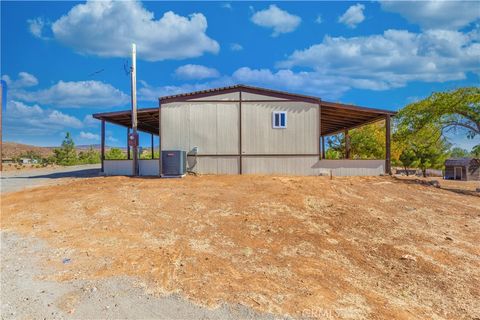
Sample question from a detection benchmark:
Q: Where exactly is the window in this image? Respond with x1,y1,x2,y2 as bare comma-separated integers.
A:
272,111,287,129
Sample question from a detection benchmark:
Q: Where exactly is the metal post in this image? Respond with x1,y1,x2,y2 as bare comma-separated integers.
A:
239,91,243,174
151,134,154,159
385,115,391,175
321,136,325,159
131,43,138,176
127,127,131,160
0,83,3,172
158,101,162,176
101,120,105,173
345,130,350,159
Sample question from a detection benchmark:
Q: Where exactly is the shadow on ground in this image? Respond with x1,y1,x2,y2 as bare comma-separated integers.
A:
394,176,480,197
2,168,101,180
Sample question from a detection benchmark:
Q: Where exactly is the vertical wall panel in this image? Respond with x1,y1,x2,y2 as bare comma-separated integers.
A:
188,156,239,174
189,104,217,154
162,101,239,155
241,101,319,154
161,103,190,151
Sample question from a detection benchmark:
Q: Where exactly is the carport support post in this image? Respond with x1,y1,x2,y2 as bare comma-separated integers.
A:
127,128,131,160
345,130,350,159
385,115,391,175
151,134,154,159
101,119,105,173
321,136,325,159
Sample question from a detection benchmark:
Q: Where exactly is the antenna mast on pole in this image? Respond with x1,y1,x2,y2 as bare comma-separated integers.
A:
130,43,138,176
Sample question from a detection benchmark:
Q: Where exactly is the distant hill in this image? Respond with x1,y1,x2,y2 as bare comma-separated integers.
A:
2,142,54,159
1,142,151,159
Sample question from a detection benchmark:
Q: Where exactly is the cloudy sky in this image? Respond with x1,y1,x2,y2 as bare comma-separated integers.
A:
1,1,479,149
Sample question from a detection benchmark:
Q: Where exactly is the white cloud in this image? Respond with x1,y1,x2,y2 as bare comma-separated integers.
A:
251,5,301,36
232,67,358,98
315,15,323,24
338,3,365,28
1,72,38,89
45,0,219,61
107,136,118,143
12,80,129,108
230,43,243,51
221,3,232,10
278,29,480,91
27,17,48,39
83,115,98,127
380,1,480,30
136,27,479,102
174,64,220,80
79,131,100,140
138,78,233,101
5,100,83,136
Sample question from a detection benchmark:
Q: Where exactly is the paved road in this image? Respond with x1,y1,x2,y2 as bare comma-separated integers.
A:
1,164,101,193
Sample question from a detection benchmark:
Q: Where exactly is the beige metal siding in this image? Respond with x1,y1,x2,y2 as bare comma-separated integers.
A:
241,102,319,155
242,156,320,175
139,160,159,176
161,102,239,154
314,160,385,176
188,156,239,174
104,160,132,175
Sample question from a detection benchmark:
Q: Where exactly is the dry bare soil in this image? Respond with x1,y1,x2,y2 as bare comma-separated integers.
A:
1,175,479,319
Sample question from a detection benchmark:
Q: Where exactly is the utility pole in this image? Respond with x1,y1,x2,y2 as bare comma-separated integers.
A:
130,43,138,176
0,82,3,172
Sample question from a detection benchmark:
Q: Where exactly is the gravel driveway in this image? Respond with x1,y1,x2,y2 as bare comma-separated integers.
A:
1,164,101,193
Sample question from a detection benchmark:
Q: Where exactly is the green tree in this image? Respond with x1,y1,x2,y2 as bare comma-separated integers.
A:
449,147,470,158
472,145,480,157
105,148,126,160
399,148,416,175
398,87,480,139
53,132,78,165
325,123,387,160
78,147,101,164
399,124,450,177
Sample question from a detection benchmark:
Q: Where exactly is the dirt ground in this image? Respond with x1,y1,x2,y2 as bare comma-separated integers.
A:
1,175,479,319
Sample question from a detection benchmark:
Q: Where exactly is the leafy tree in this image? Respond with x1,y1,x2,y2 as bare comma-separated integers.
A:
53,132,78,165
139,148,160,159
78,147,101,164
449,147,470,158
472,145,480,157
399,148,416,175
325,123,387,160
398,87,480,139
398,124,450,177
105,148,126,160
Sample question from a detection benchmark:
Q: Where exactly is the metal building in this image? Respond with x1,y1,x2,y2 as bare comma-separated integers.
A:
93,85,395,176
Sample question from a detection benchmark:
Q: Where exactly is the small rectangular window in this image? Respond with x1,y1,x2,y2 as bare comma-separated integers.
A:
272,111,287,129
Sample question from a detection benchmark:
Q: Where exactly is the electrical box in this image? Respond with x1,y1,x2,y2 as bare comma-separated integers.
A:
128,132,138,147
161,150,186,177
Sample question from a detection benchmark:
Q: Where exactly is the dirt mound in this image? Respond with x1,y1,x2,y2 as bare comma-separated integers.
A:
2,175,479,319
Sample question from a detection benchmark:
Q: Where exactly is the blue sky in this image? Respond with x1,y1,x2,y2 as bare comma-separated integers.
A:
1,1,479,150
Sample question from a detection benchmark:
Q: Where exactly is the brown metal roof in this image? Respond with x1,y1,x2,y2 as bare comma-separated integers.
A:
159,84,321,104
93,107,159,135
445,158,479,167
93,85,396,136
